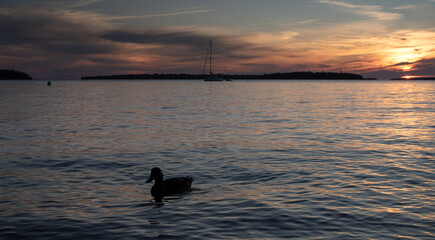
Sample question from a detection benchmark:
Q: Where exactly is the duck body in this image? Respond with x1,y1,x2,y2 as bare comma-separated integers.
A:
146,167,193,202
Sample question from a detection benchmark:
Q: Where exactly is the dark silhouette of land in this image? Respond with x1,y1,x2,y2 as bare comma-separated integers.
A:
82,71,364,80
0,69,32,80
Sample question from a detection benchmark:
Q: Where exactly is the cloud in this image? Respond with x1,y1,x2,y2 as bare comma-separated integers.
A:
363,57,435,79
2,0,106,9
392,5,415,10
317,0,402,20
388,61,413,67
0,9,108,50
49,0,106,8
253,18,318,28
111,7,214,19
297,18,319,25
68,0,106,8
0,8,113,52
408,57,435,74
102,30,209,47
0,3,432,79
0,7,127,78
0,6,257,78
101,29,259,62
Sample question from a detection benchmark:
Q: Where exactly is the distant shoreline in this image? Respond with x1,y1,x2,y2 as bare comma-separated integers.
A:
0,69,32,80
2,68,434,80
81,71,366,80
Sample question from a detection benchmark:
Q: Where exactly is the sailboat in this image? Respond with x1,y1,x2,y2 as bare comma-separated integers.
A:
204,40,225,81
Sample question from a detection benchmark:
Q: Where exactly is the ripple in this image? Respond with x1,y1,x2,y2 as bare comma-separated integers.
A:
1,80,434,239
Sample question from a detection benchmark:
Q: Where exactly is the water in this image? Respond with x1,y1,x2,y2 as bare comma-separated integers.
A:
0,80,434,239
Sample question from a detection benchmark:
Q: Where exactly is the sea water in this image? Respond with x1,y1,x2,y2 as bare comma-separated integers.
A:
0,80,434,239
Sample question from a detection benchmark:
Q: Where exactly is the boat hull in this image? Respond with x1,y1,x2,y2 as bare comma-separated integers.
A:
204,75,225,81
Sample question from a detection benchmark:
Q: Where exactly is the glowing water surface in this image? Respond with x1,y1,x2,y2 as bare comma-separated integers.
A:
0,80,434,239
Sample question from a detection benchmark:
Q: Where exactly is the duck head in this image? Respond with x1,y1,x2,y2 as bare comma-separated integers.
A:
146,167,164,183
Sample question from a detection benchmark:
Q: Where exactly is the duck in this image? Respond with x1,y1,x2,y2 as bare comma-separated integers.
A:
146,167,193,202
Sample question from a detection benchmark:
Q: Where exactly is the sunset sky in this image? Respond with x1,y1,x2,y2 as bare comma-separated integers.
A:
1,0,434,79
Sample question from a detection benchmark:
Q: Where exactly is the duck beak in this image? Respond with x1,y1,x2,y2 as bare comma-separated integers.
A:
146,176,153,183
146,174,153,183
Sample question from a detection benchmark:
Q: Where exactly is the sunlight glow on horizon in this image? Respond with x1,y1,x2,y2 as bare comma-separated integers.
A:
400,75,435,79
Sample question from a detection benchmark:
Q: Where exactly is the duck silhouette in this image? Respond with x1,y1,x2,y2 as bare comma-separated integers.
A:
146,167,193,202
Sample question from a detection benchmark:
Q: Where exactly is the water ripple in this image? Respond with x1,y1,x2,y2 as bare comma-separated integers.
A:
0,80,434,239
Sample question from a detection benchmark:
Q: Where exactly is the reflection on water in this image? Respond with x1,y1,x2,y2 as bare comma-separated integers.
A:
0,80,434,239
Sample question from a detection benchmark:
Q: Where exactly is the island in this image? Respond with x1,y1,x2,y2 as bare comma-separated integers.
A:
0,69,33,80
81,71,364,80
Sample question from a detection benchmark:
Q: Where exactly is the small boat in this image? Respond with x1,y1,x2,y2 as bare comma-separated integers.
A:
203,40,225,81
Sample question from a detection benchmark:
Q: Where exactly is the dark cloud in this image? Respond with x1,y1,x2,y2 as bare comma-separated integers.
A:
409,57,435,74
101,29,256,60
0,8,125,78
388,61,413,67
40,41,114,55
317,64,332,68
0,8,116,55
1,11,88,43
388,58,435,73
0,7,260,78
102,30,209,47
362,57,435,79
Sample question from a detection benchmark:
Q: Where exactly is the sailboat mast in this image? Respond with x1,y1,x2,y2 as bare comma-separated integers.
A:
209,40,212,75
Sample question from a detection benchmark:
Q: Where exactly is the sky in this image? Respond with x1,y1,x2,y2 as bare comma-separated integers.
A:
0,0,434,79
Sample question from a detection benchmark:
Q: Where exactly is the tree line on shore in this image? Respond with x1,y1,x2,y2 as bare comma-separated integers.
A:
0,69,33,80
5,69,435,80
82,71,364,80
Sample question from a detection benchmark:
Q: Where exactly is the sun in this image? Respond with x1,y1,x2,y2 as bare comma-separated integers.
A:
385,48,421,72
400,75,423,80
